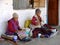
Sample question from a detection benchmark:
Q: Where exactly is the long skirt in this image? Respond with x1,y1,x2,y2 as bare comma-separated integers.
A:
32,24,53,38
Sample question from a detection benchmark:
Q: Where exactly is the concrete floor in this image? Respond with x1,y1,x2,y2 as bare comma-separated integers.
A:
0,26,60,45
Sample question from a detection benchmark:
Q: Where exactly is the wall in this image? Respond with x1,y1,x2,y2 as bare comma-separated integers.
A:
59,0,60,25
0,0,13,36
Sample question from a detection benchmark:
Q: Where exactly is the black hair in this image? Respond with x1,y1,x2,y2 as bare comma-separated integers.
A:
35,9,41,14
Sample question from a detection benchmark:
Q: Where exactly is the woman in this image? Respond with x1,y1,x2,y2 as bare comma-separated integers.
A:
31,9,56,38
5,13,31,42
6,13,22,35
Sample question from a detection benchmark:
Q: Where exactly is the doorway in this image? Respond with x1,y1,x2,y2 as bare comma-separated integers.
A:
48,0,58,25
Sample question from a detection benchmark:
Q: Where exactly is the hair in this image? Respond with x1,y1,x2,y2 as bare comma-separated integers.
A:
35,9,41,14
13,13,18,18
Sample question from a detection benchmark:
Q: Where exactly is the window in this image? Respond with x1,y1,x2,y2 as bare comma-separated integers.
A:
13,0,45,10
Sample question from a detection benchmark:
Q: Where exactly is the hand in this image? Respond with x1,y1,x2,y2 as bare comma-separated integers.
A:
22,29,25,31
35,22,40,26
15,30,19,33
19,35,26,39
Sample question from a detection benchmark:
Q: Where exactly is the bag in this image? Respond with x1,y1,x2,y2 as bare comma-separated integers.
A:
24,20,31,28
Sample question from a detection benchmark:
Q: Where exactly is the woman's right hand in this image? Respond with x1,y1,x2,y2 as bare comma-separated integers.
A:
15,30,19,33
35,22,40,26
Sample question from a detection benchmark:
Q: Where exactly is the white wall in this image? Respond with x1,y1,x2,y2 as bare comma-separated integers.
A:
0,0,48,36
59,0,60,25
0,0,13,36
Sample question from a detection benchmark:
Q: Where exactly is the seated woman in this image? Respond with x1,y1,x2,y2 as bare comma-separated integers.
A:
31,9,57,38
5,13,31,42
